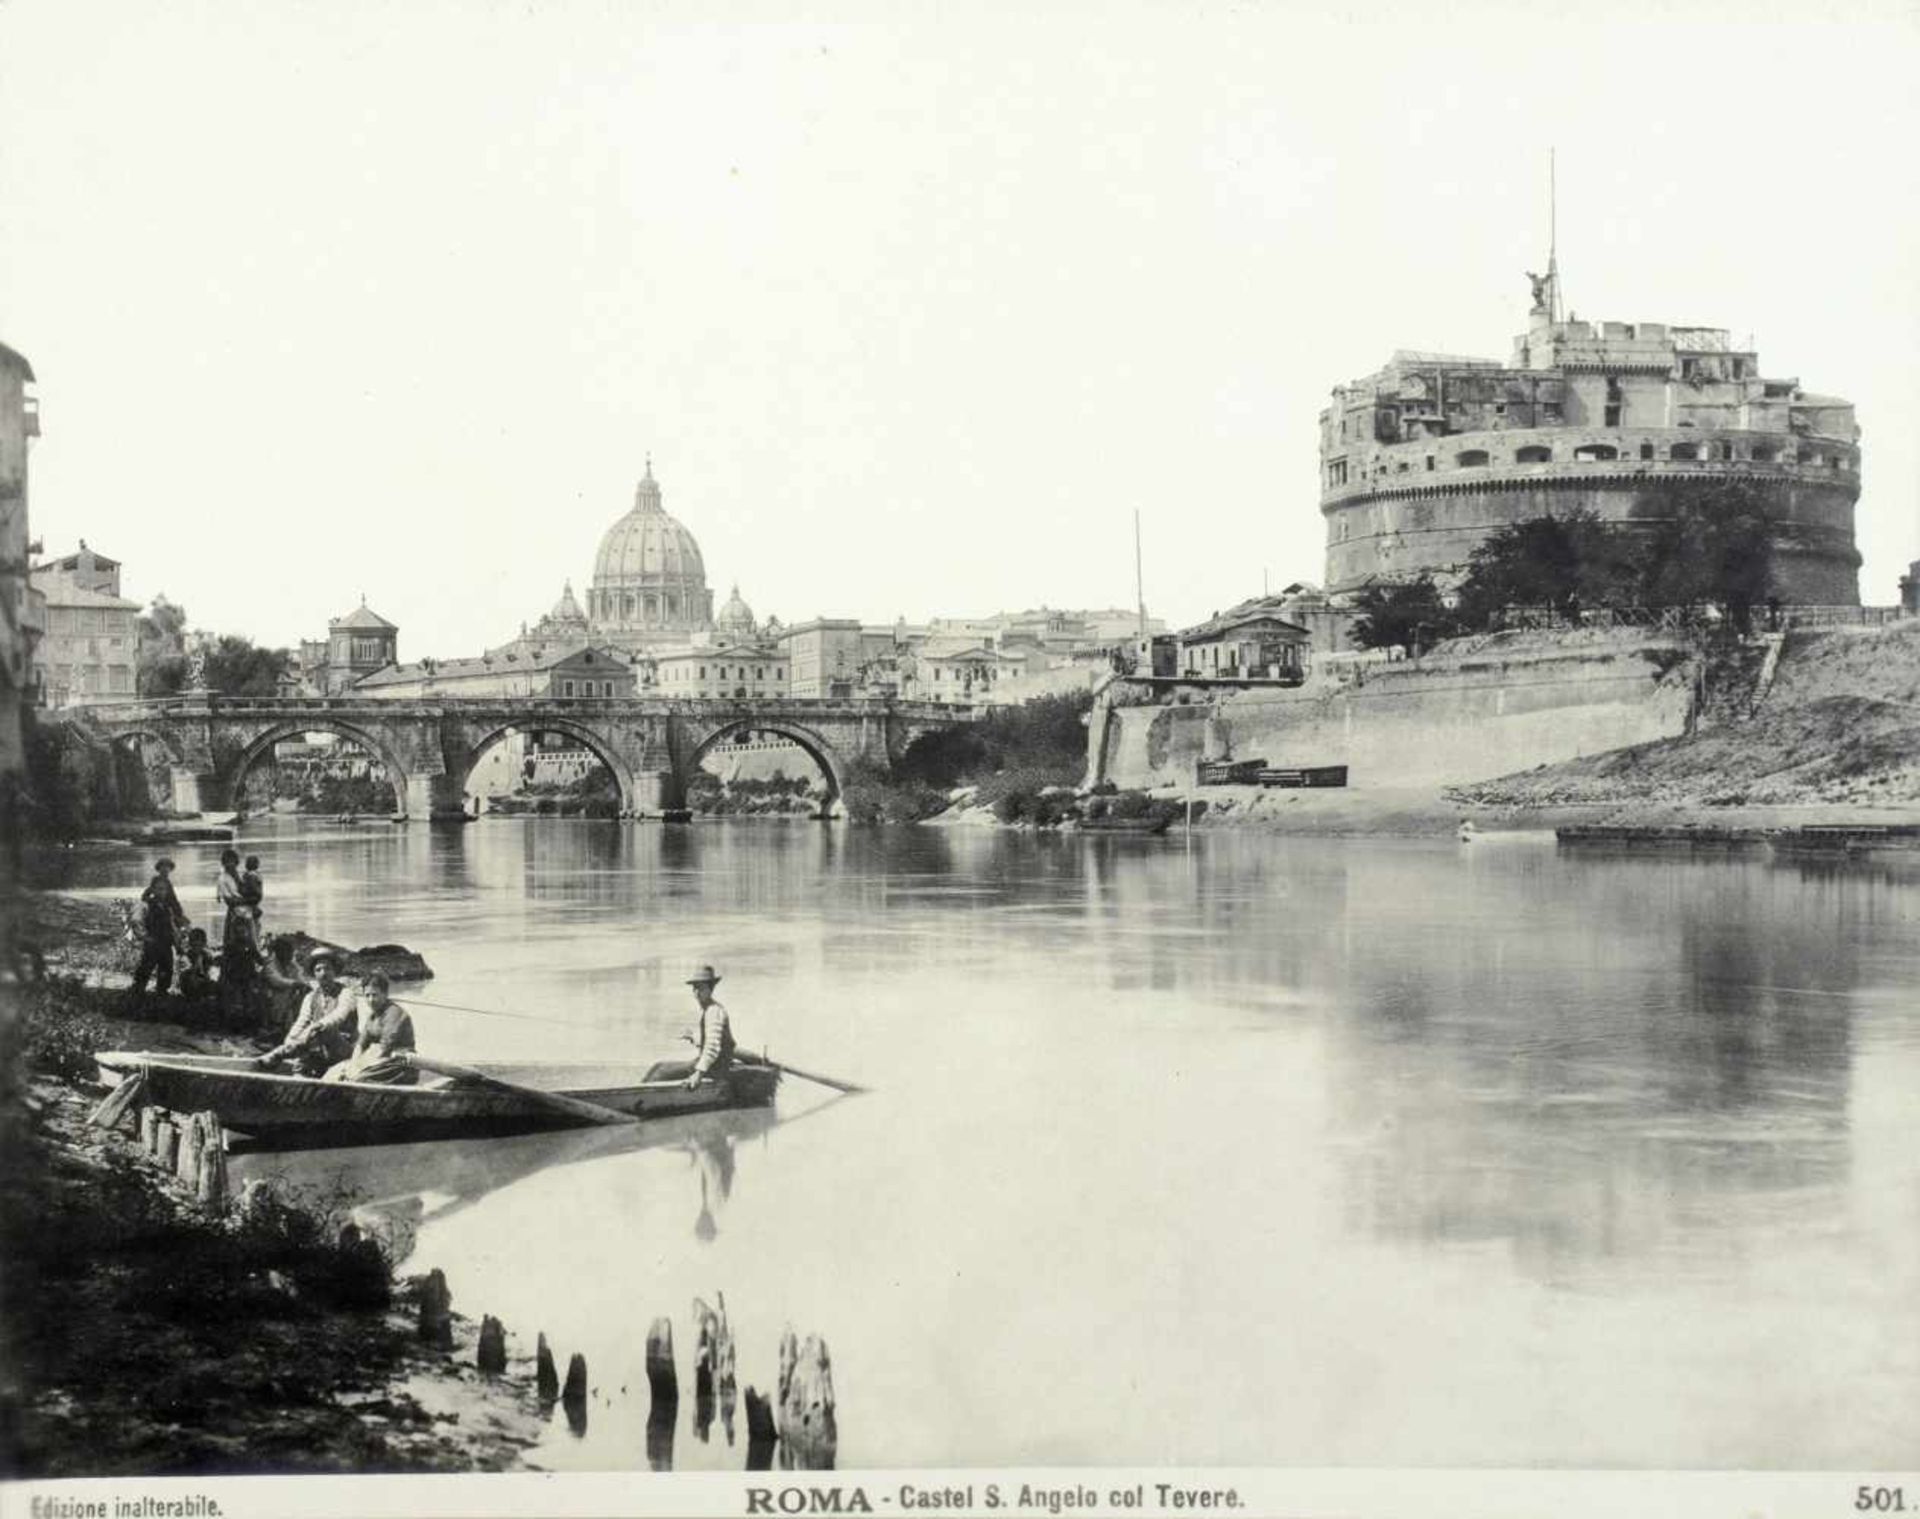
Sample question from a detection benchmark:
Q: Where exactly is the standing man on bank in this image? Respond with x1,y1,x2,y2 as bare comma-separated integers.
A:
131,858,188,998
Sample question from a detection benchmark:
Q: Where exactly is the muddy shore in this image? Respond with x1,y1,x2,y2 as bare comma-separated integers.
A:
0,892,547,1477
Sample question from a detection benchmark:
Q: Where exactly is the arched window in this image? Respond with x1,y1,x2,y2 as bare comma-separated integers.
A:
1573,444,1618,462
1455,449,1490,468
1670,442,1701,461
1515,445,1552,463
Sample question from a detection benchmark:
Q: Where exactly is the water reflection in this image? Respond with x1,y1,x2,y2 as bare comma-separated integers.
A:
232,1104,782,1247
34,819,1920,1467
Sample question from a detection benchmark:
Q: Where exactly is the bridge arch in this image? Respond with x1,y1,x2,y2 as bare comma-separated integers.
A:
460,717,637,816
227,719,415,815
682,717,849,811
106,728,187,815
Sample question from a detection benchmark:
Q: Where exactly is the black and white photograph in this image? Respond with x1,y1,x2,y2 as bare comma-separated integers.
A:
2,3,1917,1516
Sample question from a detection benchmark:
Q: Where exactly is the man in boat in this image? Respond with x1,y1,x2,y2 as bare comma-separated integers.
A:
130,858,188,998
323,971,417,1085
670,964,734,1090
255,950,361,1076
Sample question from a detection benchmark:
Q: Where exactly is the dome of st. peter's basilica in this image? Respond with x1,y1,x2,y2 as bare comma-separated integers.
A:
588,463,714,653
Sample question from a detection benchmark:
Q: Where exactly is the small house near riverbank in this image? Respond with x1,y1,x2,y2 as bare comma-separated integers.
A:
1176,598,1311,683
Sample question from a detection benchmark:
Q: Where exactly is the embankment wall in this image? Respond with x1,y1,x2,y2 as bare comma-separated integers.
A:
1086,641,1696,791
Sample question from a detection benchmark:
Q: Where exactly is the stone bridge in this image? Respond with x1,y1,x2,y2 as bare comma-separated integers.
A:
83,694,970,818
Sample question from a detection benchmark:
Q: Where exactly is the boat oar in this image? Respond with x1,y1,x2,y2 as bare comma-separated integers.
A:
757,1058,868,1096
403,1054,631,1127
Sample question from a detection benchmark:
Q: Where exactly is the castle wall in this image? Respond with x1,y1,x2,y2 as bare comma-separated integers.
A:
1088,641,1696,793
1321,424,1861,604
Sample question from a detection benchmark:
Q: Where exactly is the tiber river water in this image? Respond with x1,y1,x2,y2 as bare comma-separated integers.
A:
40,818,1920,1469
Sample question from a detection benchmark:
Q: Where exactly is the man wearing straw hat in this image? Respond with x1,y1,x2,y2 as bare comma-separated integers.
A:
675,964,735,1089
255,950,361,1077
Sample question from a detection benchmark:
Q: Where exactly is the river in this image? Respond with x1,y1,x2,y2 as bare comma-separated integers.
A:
37,819,1920,1469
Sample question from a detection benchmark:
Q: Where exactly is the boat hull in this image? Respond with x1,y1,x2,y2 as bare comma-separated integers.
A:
94,1051,780,1146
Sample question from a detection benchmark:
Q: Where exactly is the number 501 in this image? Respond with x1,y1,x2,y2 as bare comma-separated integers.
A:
1857,1489,1907,1512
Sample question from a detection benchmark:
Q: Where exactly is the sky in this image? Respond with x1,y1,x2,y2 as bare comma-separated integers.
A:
4,0,1918,656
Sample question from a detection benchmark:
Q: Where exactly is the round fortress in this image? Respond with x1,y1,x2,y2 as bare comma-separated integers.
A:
1317,279,1862,604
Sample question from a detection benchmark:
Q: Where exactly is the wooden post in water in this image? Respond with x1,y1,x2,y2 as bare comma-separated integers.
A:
176,1112,205,1185
646,1318,678,1404
476,1316,507,1375
646,1317,678,1472
154,1117,180,1174
693,1298,719,1442
418,1268,453,1349
779,1330,838,1471
562,1352,589,1436
139,1106,159,1153
195,1124,229,1209
744,1387,777,1470
535,1333,559,1401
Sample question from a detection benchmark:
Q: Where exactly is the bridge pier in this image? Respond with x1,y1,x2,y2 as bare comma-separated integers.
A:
168,768,225,816
404,773,467,822
632,769,676,816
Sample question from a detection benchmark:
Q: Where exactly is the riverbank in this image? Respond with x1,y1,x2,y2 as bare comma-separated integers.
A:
0,894,546,1477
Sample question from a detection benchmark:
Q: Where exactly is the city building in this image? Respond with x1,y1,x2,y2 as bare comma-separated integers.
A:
30,542,141,706
1319,267,1863,603
654,642,788,700
1175,598,1311,682
354,642,636,700
1,339,41,783
779,619,864,698
295,599,401,695
915,635,1029,703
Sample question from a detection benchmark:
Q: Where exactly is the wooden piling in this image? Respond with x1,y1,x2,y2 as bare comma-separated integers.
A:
562,1351,590,1432
140,1105,161,1154
645,1317,677,1404
693,1299,719,1440
176,1113,206,1185
779,1332,837,1470
476,1316,506,1375
418,1268,453,1349
154,1118,180,1173
744,1386,777,1470
535,1333,559,1400
195,1130,229,1208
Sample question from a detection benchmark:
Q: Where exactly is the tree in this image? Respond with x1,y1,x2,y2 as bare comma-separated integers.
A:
1350,577,1460,654
136,596,190,696
202,634,292,696
1454,509,1642,629
1636,480,1776,635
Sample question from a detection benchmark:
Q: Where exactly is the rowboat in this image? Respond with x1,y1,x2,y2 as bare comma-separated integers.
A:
93,1049,780,1146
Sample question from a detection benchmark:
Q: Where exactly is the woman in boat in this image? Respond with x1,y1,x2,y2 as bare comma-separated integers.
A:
324,972,417,1085
256,950,360,1076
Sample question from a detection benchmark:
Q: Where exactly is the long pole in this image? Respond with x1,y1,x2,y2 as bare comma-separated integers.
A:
1548,147,1561,321
1134,509,1147,643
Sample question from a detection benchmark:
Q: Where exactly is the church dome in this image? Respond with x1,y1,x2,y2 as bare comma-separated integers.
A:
587,462,713,645
715,584,755,640
549,580,588,627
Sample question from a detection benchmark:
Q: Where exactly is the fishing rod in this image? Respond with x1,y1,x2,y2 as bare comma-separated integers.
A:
397,992,869,1093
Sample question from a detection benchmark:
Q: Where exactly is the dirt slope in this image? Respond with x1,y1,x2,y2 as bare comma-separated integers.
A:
1451,621,1920,809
